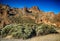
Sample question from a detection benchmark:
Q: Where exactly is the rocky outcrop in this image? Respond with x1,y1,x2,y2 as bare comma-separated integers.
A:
0,4,60,28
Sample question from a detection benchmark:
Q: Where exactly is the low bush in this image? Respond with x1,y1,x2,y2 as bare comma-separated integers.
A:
35,24,57,36
1,24,34,39
1,24,14,37
1,23,57,39
11,24,34,39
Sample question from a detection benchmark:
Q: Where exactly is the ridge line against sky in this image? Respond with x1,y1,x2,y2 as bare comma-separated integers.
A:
0,0,60,14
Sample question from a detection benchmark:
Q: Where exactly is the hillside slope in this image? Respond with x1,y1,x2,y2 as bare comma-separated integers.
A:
0,4,60,28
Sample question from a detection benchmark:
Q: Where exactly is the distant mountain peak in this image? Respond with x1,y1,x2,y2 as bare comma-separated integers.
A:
30,6,40,11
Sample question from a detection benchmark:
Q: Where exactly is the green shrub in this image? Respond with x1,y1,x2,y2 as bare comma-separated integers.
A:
36,24,57,36
47,25,57,33
1,24,14,37
1,24,34,39
11,24,33,39
1,23,57,39
23,26,33,39
9,25,24,39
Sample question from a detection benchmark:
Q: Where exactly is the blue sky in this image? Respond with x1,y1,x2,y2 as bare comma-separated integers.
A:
0,0,60,14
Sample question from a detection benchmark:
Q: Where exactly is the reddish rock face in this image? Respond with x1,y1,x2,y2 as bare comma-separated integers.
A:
0,4,60,27
31,6,39,10
29,6,40,13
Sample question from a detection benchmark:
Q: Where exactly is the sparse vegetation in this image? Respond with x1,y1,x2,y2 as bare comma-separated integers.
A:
1,23,57,39
36,24,57,36
1,24,14,37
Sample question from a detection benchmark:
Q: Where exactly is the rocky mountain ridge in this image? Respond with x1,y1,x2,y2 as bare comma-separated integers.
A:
0,4,60,28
